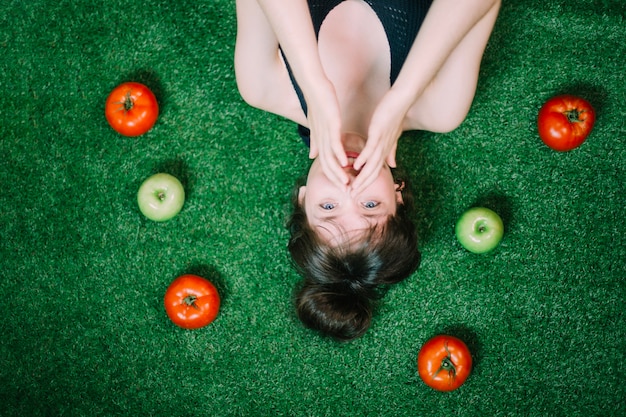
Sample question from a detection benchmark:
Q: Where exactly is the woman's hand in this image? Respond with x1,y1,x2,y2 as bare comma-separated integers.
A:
305,79,349,188
351,90,409,194
250,1,348,188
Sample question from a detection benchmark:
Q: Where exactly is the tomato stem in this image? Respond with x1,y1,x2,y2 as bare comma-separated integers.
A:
564,108,585,123
433,341,457,381
183,295,199,309
123,91,134,111
439,357,456,376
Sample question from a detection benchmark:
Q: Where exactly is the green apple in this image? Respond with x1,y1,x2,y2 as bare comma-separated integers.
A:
137,173,185,221
455,207,504,254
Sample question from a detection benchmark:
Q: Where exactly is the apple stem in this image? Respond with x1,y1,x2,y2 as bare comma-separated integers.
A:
157,192,166,201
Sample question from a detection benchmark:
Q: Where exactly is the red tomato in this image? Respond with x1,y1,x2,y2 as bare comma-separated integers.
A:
105,82,159,136
164,274,220,329
417,335,472,391
537,95,595,151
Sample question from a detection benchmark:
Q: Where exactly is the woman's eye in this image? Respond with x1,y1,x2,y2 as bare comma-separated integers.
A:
363,201,379,209
321,203,336,210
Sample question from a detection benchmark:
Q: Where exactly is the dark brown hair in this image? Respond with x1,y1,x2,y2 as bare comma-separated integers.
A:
287,170,420,341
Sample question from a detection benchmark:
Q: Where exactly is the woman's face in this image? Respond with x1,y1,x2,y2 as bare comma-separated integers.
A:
298,134,402,245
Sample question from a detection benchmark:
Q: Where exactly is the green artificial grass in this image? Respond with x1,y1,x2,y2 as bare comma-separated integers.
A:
1,0,625,415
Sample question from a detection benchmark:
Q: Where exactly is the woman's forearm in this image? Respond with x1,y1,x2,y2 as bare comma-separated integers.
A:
390,0,501,110
256,0,330,95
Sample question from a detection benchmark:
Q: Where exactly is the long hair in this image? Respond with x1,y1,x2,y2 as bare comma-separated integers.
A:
287,170,420,341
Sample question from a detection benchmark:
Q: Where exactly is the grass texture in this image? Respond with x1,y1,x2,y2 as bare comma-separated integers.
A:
1,0,625,415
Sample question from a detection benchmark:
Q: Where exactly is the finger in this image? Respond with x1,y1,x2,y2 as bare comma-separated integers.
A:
321,154,349,188
331,137,348,167
329,149,350,186
354,127,384,170
309,137,319,159
386,142,398,168
333,165,350,187
351,159,381,194
352,170,377,196
353,144,374,171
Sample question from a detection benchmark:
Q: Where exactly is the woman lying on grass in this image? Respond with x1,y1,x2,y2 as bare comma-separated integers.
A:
235,0,500,340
